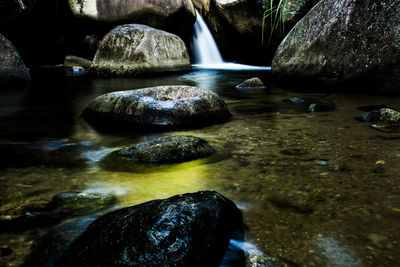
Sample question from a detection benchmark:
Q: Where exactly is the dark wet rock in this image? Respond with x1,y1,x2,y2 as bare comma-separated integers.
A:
22,218,95,267
0,247,12,257
64,55,92,68
69,0,196,35
361,108,400,123
0,196,61,233
0,141,88,169
272,0,400,89
0,191,115,233
283,97,335,112
236,77,266,89
0,34,30,83
90,24,191,76
119,135,216,163
47,192,117,216
56,191,243,267
82,85,231,130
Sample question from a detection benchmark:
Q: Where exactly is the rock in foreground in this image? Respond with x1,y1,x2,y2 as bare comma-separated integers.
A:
82,86,231,130
120,135,216,163
56,191,243,267
90,24,191,76
272,0,400,88
0,34,30,83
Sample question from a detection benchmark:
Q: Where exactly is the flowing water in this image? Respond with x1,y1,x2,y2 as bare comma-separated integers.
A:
191,11,270,71
1,68,400,266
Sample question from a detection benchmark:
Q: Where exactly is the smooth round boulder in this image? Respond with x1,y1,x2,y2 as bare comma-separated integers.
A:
236,77,266,89
0,34,30,83
81,85,231,130
119,135,216,163
90,24,191,76
68,0,196,34
55,191,243,267
272,0,400,89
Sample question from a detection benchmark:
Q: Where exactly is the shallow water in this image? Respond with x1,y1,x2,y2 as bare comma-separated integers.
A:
1,68,400,266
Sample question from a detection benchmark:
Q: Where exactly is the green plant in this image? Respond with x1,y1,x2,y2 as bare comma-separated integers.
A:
262,0,287,45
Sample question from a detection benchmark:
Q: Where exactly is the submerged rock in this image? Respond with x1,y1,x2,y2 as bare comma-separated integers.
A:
120,135,216,163
56,191,243,266
68,0,195,34
90,24,191,76
283,97,335,112
0,34,30,83
47,192,117,216
272,0,400,89
0,191,116,233
370,123,400,133
236,77,266,89
0,141,87,169
82,85,231,130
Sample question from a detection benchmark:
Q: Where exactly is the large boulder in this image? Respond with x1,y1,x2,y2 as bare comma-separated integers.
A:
272,0,400,89
82,85,231,130
56,191,243,266
119,135,216,163
90,24,191,76
0,34,30,82
68,0,196,34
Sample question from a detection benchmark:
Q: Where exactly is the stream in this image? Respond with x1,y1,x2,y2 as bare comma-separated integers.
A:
1,68,400,266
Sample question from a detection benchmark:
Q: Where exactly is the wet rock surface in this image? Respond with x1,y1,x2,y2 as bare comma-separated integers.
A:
236,77,266,89
82,85,231,130
359,107,400,133
90,24,191,76
0,191,116,233
56,191,243,267
272,0,400,89
22,218,95,267
119,135,216,163
0,34,30,83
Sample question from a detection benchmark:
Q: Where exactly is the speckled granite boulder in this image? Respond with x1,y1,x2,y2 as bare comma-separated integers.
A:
272,0,400,88
0,34,30,82
68,0,196,34
82,85,231,130
119,135,216,163
55,191,243,266
90,24,191,76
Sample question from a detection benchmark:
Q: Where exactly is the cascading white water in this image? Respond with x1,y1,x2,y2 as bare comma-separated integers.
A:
192,10,224,65
191,11,270,70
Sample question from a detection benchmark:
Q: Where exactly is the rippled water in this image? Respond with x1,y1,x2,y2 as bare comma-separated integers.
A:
1,68,400,266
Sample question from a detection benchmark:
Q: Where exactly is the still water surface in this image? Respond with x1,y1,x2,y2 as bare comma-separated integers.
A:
1,68,400,266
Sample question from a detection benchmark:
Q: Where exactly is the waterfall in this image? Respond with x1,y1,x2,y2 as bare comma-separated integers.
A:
192,10,224,65
191,11,270,70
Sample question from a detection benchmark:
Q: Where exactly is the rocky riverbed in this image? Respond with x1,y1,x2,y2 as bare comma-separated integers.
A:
1,69,400,266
